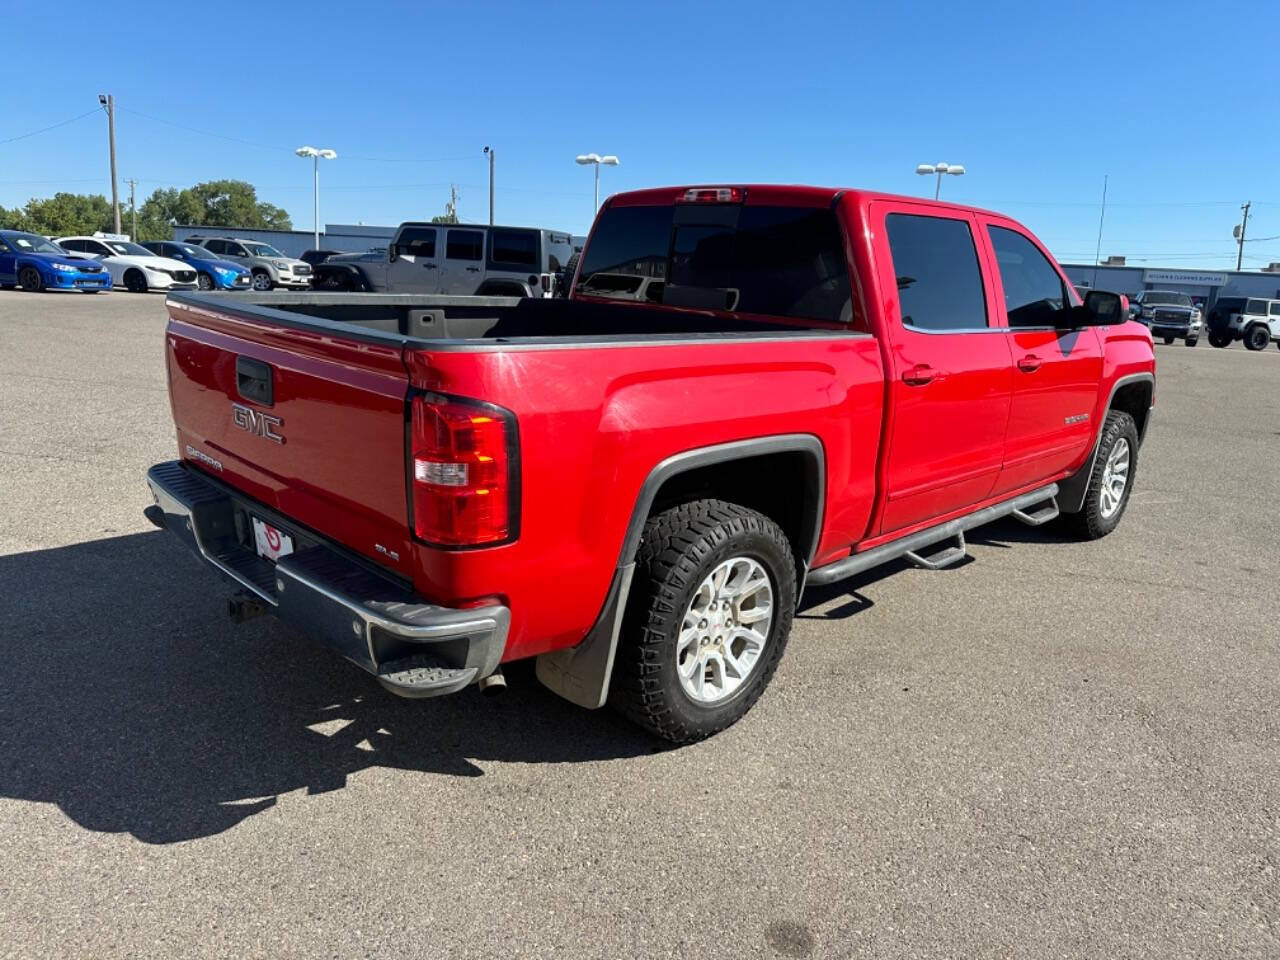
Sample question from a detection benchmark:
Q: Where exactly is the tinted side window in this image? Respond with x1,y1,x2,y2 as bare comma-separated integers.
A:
446,229,483,261
395,226,436,258
885,214,987,331
489,229,538,270
1270,302,1280,317
59,239,85,252
987,226,1067,328
203,240,224,254
1246,299,1268,315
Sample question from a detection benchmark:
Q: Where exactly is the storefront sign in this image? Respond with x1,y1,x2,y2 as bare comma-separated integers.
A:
1143,269,1228,286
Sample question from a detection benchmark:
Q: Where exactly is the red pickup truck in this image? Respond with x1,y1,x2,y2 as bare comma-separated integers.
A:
145,185,1154,742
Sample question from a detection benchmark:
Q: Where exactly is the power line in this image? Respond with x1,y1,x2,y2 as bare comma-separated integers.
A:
0,108,100,147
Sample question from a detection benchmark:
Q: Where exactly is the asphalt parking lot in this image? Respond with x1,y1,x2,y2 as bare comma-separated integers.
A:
1,290,1277,959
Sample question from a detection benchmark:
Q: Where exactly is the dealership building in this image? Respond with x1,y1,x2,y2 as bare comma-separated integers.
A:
1060,263,1280,307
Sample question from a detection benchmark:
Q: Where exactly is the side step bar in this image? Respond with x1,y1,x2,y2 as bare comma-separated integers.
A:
806,484,1059,587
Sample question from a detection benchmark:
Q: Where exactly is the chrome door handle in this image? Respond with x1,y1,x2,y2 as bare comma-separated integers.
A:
1017,354,1042,373
902,363,941,386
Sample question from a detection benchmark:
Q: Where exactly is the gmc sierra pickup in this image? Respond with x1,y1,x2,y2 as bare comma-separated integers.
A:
144,184,1154,743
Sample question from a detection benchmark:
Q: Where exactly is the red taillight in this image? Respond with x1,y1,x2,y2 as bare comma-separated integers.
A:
677,187,745,204
410,393,517,547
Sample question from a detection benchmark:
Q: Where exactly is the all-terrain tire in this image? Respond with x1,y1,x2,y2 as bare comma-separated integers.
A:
1244,324,1270,351
1208,331,1230,348
1061,410,1139,540
610,499,796,744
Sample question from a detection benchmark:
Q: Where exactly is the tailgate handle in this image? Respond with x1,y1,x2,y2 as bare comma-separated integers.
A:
236,356,274,407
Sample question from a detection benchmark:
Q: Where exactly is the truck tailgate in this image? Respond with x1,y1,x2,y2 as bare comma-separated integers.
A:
164,299,413,577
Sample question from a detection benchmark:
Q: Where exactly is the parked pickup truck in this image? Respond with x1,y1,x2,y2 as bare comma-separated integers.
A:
144,184,1155,743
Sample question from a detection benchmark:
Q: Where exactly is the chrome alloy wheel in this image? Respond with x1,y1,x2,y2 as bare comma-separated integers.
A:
1098,437,1131,519
677,556,774,704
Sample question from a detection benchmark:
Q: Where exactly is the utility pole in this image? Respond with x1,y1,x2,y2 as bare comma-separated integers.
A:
483,146,494,225
1236,201,1251,272
126,178,137,240
99,94,121,236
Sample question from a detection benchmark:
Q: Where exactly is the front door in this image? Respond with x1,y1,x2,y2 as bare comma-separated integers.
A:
0,237,14,283
978,219,1104,494
438,228,485,294
385,225,439,293
873,203,1015,536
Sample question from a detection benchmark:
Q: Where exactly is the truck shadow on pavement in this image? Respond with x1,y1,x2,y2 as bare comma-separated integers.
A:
0,531,654,845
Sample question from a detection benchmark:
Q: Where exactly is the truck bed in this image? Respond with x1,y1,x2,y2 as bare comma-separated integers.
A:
168,291,842,345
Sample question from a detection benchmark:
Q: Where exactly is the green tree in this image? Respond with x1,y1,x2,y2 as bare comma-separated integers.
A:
19,192,118,237
430,213,459,224
180,180,292,232
0,205,28,230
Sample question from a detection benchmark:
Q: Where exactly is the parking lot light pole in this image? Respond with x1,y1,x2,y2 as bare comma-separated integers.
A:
295,146,337,250
916,162,965,200
576,153,619,213
98,95,121,236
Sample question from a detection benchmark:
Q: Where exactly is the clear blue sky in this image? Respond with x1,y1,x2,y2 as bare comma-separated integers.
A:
5,0,1279,267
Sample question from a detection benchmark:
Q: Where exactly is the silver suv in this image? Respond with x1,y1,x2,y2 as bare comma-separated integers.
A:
186,236,312,291
314,223,574,297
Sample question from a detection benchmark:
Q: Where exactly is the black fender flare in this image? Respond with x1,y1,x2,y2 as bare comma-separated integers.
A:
313,263,372,292
535,434,825,709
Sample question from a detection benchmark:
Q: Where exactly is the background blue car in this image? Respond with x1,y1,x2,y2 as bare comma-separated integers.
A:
141,241,252,290
0,230,112,292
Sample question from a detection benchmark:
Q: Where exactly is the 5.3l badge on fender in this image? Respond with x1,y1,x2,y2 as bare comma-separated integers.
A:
232,402,284,443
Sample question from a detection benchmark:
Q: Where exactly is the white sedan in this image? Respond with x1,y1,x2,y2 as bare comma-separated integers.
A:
54,236,199,293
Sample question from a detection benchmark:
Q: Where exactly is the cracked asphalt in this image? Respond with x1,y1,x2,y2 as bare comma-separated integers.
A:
1,291,1277,959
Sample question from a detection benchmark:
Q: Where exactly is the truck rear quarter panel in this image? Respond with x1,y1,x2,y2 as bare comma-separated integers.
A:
407,335,885,661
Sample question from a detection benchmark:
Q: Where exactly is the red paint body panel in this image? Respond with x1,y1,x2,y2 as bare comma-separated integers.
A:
160,183,1155,666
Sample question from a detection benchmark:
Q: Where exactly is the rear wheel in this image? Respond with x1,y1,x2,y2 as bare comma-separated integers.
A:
610,499,796,743
1244,324,1270,351
197,272,214,291
1061,410,1138,540
18,266,43,291
124,269,147,293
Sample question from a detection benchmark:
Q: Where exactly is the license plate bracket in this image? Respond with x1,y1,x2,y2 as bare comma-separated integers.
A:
251,517,294,562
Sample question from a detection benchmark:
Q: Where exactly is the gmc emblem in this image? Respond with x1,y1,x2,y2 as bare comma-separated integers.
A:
232,403,284,443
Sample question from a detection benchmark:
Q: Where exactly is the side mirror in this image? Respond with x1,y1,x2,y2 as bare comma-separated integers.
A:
1083,290,1127,325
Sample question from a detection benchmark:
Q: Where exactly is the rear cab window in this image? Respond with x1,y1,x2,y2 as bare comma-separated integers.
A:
575,195,852,324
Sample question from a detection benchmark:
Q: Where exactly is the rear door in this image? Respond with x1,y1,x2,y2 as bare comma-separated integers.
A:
872,202,1015,535
165,303,414,576
439,228,485,293
384,225,437,292
977,218,1103,494
0,237,14,282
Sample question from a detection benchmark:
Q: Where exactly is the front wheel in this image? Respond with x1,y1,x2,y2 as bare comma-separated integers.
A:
18,266,43,291
1244,325,1270,351
1185,338,1197,347
251,271,273,292
1061,410,1139,540
197,272,214,291
1163,336,1175,345
611,499,796,743
1208,331,1231,348
124,269,147,293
